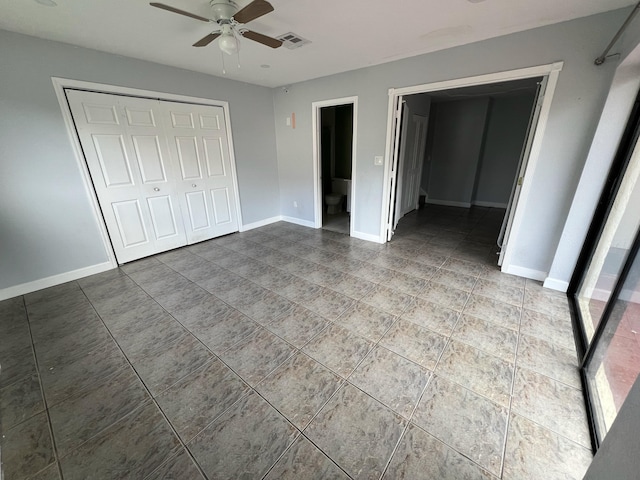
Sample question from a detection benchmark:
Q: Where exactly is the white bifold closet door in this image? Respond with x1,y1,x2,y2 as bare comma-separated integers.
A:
66,89,239,264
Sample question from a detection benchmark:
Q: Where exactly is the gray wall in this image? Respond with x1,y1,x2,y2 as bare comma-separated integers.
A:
427,98,490,205
272,9,624,276
0,30,280,291
474,94,536,206
546,43,640,290
583,376,640,479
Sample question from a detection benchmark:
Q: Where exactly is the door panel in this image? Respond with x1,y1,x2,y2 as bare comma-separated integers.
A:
147,195,181,239
386,95,405,241
203,137,226,177
132,136,167,184
211,188,232,225
498,77,547,266
199,112,221,130
112,200,149,247
162,101,239,242
170,112,195,129
175,137,203,180
185,191,211,231
125,107,156,127
66,89,188,263
92,134,134,187
401,113,429,217
83,103,120,125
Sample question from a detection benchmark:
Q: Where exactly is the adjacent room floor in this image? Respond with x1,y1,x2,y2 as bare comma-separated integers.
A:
0,205,593,479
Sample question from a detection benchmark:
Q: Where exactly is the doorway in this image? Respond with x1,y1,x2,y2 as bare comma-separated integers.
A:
390,78,541,265
312,97,357,235
382,63,563,273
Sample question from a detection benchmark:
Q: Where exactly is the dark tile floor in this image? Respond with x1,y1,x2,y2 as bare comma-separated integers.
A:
0,205,592,479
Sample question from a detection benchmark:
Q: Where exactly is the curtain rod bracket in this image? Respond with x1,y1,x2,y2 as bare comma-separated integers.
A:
595,1,640,66
595,53,622,66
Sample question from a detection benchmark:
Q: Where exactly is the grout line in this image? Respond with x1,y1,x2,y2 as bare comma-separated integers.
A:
73,285,212,480
20,296,65,480
16,208,515,480
498,282,526,478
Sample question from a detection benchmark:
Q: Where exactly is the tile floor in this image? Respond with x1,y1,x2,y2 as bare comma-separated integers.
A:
0,205,593,479
322,211,350,235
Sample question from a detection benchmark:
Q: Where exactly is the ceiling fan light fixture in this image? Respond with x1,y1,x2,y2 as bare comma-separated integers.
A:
219,33,238,55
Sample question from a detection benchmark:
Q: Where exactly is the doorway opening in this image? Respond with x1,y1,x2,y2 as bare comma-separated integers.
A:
382,63,563,273
312,97,357,236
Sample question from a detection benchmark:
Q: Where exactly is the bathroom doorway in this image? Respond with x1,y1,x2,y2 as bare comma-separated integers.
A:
312,97,357,235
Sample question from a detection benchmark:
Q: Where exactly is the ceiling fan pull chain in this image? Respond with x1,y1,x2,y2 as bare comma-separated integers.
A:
237,37,241,69
221,50,227,75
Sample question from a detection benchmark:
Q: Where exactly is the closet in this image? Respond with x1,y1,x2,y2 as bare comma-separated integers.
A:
66,89,239,263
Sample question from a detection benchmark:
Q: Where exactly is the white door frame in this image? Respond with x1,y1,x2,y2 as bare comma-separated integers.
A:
51,77,244,267
312,96,358,235
380,62,563,272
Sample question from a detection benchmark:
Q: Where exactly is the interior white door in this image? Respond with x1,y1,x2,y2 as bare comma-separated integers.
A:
66,89,187,263
161,101,239,243
498,76,548,266
400,113,429,217
386,95,405,241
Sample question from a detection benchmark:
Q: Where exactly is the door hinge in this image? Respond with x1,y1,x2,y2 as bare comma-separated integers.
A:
517,177,524,186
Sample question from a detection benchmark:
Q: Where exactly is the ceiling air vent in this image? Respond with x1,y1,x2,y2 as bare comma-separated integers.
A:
277,32,311,50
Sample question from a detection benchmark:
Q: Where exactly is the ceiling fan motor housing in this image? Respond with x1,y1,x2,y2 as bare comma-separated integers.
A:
210,0,238,21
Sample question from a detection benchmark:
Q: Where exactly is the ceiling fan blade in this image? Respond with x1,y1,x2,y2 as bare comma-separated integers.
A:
193,32,221,47
150,2,211,22
233,0,274,24
242,30,282,48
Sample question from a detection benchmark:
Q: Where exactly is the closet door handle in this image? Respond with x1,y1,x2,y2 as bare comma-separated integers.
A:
192,184,197,187
153,187,160,192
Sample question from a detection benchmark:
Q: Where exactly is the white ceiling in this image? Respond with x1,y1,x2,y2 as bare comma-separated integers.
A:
0,0,633,88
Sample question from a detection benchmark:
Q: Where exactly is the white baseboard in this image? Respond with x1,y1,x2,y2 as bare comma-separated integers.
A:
426,199,472,208
0,261,114,301
543,277,569,293
352,230,384,244
239,216,282,232
502,265,547,282
473,201,508,208
281,216,316,228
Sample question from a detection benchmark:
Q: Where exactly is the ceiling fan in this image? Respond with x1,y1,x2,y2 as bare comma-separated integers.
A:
150,0,283,55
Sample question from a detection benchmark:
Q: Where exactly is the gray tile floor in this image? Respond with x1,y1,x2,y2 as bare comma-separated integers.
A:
0,205,593,479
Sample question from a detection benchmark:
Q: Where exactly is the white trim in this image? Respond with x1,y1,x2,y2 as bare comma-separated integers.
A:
51,79,118,269
281,216,316,228
352,230,384,244
52,77,236,108
240,216,282,232
0,262,113,301
311,96,358,235
51,77,244,264
503,264,547,281
392,62,564,97
472,201,508,208
381,62,564,272
426,199,472,208
543,277,569,292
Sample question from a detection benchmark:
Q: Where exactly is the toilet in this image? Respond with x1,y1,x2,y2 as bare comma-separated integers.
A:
325,178,352,215
325,193,343,214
